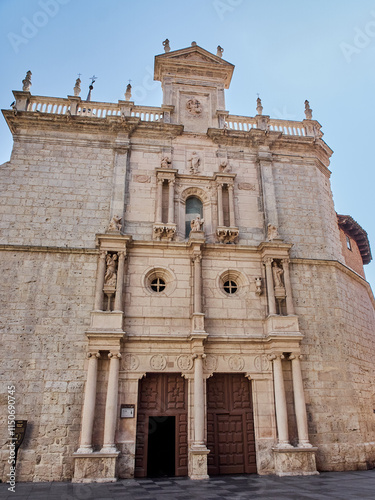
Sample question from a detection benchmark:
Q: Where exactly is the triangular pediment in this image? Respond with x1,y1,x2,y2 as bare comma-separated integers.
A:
154,44,234,88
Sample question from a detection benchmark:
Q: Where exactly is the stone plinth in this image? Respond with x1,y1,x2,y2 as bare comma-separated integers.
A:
189,446,210,480
272,447,318,476
90,311,124,331
72,452,119,483
265,315,300,337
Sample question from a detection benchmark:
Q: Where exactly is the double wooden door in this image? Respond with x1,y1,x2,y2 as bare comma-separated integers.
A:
135,373,188,477
207,373,257,475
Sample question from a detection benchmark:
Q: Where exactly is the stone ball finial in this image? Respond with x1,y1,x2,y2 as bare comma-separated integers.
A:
162,39,170,53
22,70,32,92
191,41,197,46
216,45,224,57
304,100,313,120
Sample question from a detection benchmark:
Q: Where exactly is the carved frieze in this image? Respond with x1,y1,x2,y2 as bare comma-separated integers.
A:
123,354,139,371
254,354,271,372
177,354,193,371
228,355,245,371
204,355,217,372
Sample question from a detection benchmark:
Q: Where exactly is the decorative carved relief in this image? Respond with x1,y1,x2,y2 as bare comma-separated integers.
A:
204,355,217,372
216,227,239,244
254,354,270,372
267,223,280,241
189,151,201,174
160,156,171,168
272,261,284,288
153,223,176,241
238,182,256,191
150,354,167,370
123,354,139,371
186,98,202,115
228,355,245,371
177,355,193,371
107,215,122,232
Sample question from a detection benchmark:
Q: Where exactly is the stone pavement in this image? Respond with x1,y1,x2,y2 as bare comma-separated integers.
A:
1,470,375,500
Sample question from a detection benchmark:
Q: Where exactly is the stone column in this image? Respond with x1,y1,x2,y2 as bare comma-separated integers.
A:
290,354,312,448
228,184,235,227
168,179,175,223
114,251,126,312
77,352,100,453
264,258,277,315
282,258,295,315
156,178,163,223
94,251,107,311
270,354,291,447
193,254,202,314
192,354,206,447
217,183,223,226
101,352,121,453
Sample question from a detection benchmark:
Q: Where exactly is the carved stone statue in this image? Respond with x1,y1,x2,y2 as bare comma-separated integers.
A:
216,45,224,58
163,39,170,53
272,261,284,288
219,160,230,172
190,215,204,232
104,254,118,286
267,223,280,241
161,156,171,168
22,71,32,92
108,215,122,232
190,151,200,174
73,78,81,97
186,98,202,115
304,100,312,120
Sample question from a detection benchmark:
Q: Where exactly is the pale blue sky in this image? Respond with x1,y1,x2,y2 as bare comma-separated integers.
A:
1,0,374,288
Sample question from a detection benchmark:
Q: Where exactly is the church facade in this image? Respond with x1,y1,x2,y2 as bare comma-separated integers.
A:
1,43,374,483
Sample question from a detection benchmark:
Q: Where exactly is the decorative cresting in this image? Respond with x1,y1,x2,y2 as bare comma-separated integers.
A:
214,170,239,243
153,166,178,241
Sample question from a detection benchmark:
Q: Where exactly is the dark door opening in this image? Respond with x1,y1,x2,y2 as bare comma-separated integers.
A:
147,416,175,477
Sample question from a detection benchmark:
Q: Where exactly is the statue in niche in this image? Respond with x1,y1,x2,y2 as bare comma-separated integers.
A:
190,151,200,174
160,156,171,168
186,98,202,115
108,215,122,232
272,261,284,288
191,215,204,232
267,223,280,241
104,254,118,286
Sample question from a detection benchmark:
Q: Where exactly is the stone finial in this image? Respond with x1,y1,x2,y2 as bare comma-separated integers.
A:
191,215,204,232
162,39,170,53
108,215,122,232
267,223,280,241
73,77,81,97
125,83,132,101
304,100,312,120
216,45,224,58
22,70,32,92
191,41,197,46
161,156,171,168
256,96,263,116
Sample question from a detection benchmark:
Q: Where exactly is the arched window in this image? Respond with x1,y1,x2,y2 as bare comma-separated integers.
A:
185,196,203,237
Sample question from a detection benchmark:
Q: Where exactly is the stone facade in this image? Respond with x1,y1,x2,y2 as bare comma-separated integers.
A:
0,43,374,483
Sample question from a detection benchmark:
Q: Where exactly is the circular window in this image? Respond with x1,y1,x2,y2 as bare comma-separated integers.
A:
223,280,237,294
143,267,176,296
150,277,166,293
218,270,247,297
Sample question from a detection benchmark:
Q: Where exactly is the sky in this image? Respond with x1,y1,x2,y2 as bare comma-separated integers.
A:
0,0,374,290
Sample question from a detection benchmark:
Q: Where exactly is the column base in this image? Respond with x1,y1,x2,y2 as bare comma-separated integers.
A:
189,446,210,480
272,446,319,476
72,451,120,483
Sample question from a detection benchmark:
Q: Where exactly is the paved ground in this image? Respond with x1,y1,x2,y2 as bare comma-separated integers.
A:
1,470,375,499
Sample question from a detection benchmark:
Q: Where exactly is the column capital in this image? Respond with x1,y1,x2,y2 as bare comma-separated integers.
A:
168,178,175,185
281,257,290,265
263,257,274,266
99,250,107,259
118,250,126,260
87,352,101,359
289,354,303,361
108,352,122,359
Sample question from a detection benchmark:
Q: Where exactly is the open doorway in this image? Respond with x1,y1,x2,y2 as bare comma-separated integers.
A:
147,416,175,477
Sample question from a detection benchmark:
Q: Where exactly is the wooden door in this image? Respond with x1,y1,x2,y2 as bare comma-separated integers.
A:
207,373,257,475
135,373,188,477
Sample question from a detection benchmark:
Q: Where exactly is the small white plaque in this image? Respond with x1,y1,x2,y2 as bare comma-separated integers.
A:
120,406,134,418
